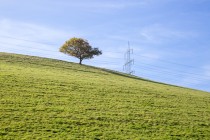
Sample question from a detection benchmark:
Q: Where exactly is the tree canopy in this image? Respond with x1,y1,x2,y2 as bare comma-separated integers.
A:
59,37,102,64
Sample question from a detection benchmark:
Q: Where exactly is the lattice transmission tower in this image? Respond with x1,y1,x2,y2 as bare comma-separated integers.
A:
123,42,134,75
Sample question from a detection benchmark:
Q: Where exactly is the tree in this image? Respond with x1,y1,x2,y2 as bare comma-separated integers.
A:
59,37,102,64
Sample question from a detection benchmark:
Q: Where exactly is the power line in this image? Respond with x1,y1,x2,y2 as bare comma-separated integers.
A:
96,50,210,71
1,54,209,88
92,60,207,83
1,36,210,85
2,42,210,80
134,62,210,79
137,72,200,86
0,35,209,71
135,66,210,81
133,54,203,70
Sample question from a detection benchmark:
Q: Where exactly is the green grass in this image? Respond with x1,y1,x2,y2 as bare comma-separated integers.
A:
0,52,210,139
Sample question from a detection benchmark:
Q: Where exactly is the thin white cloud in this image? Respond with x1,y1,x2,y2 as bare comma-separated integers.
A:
0,19,73,44
139,24,198,44
0,19,78,60
102,52,122,59
0,19,124,69
140,53,160,60
202,65,210,77
55,0,149,10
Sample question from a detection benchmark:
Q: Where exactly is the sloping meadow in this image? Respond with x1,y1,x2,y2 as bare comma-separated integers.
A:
0,52,210,139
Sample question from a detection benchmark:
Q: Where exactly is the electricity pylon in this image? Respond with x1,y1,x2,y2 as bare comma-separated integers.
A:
123,42,134,75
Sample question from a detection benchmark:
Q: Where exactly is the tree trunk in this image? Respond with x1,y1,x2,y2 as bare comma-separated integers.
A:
79,58,82,65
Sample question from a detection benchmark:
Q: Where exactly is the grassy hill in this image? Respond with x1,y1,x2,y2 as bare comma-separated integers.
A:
0,52,210,139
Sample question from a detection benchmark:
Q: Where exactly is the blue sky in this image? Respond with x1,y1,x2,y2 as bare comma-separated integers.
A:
0,0,210,92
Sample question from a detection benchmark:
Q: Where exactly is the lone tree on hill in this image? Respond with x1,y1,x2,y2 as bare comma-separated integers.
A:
59,37,102,64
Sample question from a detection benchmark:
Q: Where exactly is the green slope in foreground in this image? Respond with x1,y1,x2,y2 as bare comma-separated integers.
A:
0,52,210,139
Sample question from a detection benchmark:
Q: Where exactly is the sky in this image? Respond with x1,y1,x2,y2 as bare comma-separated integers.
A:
0,0,210,92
